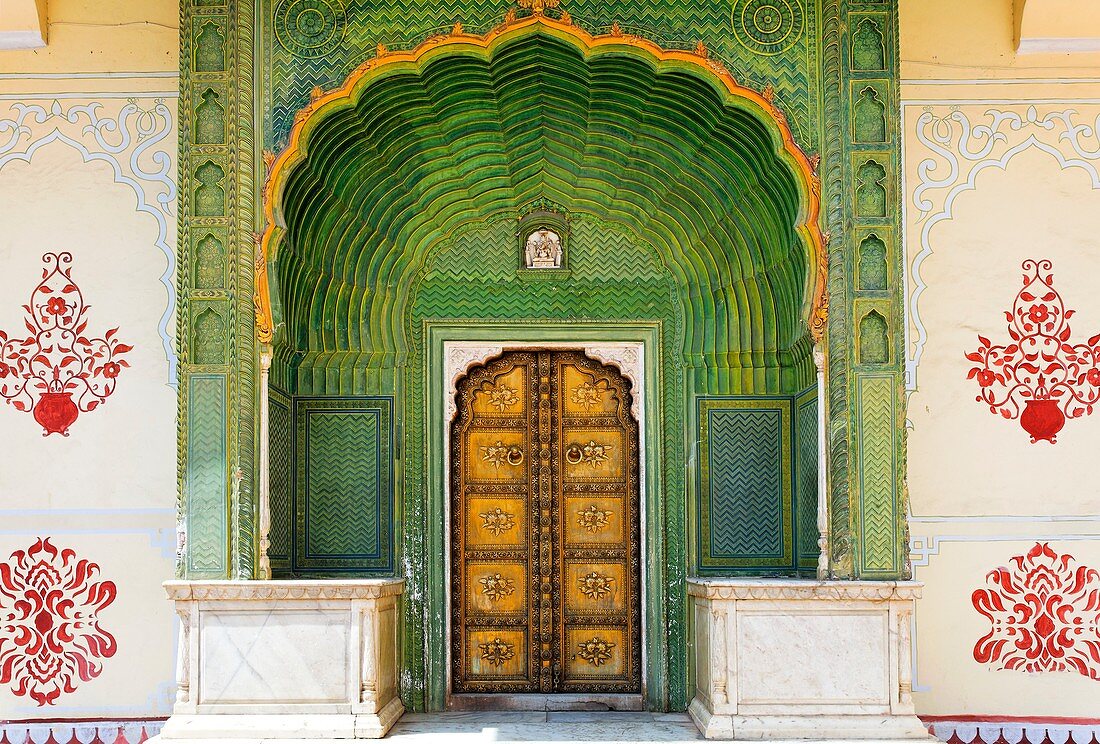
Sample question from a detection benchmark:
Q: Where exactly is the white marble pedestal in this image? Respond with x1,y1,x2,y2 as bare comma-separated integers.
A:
152,580,404,742
687,579,933,741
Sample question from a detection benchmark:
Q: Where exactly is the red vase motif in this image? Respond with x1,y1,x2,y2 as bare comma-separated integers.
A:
1019,398,1065,444
0,253,132,436
965,259,1100,444
32,392,79,437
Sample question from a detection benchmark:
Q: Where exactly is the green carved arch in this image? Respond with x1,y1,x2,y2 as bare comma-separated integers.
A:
262,17,825,384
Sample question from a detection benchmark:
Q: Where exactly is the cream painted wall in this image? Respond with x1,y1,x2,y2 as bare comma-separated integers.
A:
0,0,1098,729
902,0,1100,724
901,0,1100,78
0,0,178,723
0,0,177,74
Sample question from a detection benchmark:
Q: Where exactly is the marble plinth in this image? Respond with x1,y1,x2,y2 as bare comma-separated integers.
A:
152,579,404,741
687,579,933,741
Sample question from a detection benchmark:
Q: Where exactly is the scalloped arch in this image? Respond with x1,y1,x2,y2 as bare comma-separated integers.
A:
257,13,827,369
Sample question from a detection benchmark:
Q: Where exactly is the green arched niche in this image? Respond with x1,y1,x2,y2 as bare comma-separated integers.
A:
262,17,825,384
260,15,827,711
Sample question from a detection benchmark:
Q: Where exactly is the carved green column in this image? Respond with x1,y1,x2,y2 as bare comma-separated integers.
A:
821,0,907,579
178,0,259,579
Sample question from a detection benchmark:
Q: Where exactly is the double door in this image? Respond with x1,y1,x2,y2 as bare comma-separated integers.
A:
451,350,641,694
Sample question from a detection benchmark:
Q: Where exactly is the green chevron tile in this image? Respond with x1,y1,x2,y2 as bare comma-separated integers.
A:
186,374,228,576
697,396,794,573
795,386,818,569
293,396,394,573
269,386,293,566
857,374,899,575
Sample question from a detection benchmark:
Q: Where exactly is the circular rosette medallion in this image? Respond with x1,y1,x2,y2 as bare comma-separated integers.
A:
731,0,805,56
275,0,347,59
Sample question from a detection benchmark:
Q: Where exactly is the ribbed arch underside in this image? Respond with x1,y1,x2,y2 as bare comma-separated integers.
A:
277,30,809,373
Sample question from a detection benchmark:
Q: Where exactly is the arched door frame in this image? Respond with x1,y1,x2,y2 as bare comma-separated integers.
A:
429,322,662,710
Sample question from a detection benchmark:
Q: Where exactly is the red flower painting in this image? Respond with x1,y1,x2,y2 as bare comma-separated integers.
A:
0,538,117,706
0,253,132,436
966,259,1100,443
972,543,1100,680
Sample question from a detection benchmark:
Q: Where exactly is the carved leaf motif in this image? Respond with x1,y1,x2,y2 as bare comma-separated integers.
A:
576,637,615,666
487,384,519,412
565,441,613,467
478,573,516,601
578,571,614,599
479,638,516,666
480,441,524,468
570,382,605,411
577,504,613,533
479,507,516,535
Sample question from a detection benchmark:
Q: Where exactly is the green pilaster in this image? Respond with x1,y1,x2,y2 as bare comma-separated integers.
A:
179,0,259,579
822,0,906,578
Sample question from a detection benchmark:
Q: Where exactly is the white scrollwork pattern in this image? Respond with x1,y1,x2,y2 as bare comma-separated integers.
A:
907,104,1100,391
0,97,178,383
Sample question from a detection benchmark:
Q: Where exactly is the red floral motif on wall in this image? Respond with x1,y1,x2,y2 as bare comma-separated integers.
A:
972,542,1100,680
0,253,131,436
0,538,118,705
965,259,1100,443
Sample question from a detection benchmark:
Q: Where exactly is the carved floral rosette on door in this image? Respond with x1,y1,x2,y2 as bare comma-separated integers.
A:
451,350,641,695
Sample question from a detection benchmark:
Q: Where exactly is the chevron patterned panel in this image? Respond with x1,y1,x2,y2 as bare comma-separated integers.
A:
423,223,516,283
697,398,793,573
795,388,818,569
857,374,898,575
269,387,292,564
265,0,817,150
294,397,394,573
187,374,227,576
412,217,675,327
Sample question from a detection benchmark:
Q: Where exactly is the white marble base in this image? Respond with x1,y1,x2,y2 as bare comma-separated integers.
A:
153,580,404,741
687,580,934,741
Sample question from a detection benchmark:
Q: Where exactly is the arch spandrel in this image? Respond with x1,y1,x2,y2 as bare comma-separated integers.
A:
256,12,827,368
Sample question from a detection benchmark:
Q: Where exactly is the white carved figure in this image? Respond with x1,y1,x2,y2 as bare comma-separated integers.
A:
524,227,562,268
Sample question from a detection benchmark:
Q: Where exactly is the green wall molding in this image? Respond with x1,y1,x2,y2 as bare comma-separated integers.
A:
177,0,908,714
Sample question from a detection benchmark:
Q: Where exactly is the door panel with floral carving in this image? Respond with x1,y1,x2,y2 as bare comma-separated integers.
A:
452,350,640,695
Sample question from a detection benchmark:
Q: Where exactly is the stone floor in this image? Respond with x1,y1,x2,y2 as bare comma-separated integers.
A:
385,711,705,743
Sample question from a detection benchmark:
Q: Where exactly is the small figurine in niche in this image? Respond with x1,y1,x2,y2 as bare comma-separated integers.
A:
524,227,562,269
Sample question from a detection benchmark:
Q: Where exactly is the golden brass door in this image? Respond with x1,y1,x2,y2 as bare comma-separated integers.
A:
451,350,641,694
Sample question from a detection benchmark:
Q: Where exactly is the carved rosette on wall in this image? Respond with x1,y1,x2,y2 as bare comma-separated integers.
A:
973,542,1100,680
731,0,805,56
0,253,132,436
274,0,347,59
0,538,118,706
965,259,1100,444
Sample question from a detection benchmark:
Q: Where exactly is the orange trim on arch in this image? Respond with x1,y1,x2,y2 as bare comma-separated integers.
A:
255,9,828,345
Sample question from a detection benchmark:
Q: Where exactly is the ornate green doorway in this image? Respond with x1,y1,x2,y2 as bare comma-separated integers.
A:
172,0,912,717
256,14,825,711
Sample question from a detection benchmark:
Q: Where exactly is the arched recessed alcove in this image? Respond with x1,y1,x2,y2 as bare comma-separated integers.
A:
256,14,827,711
